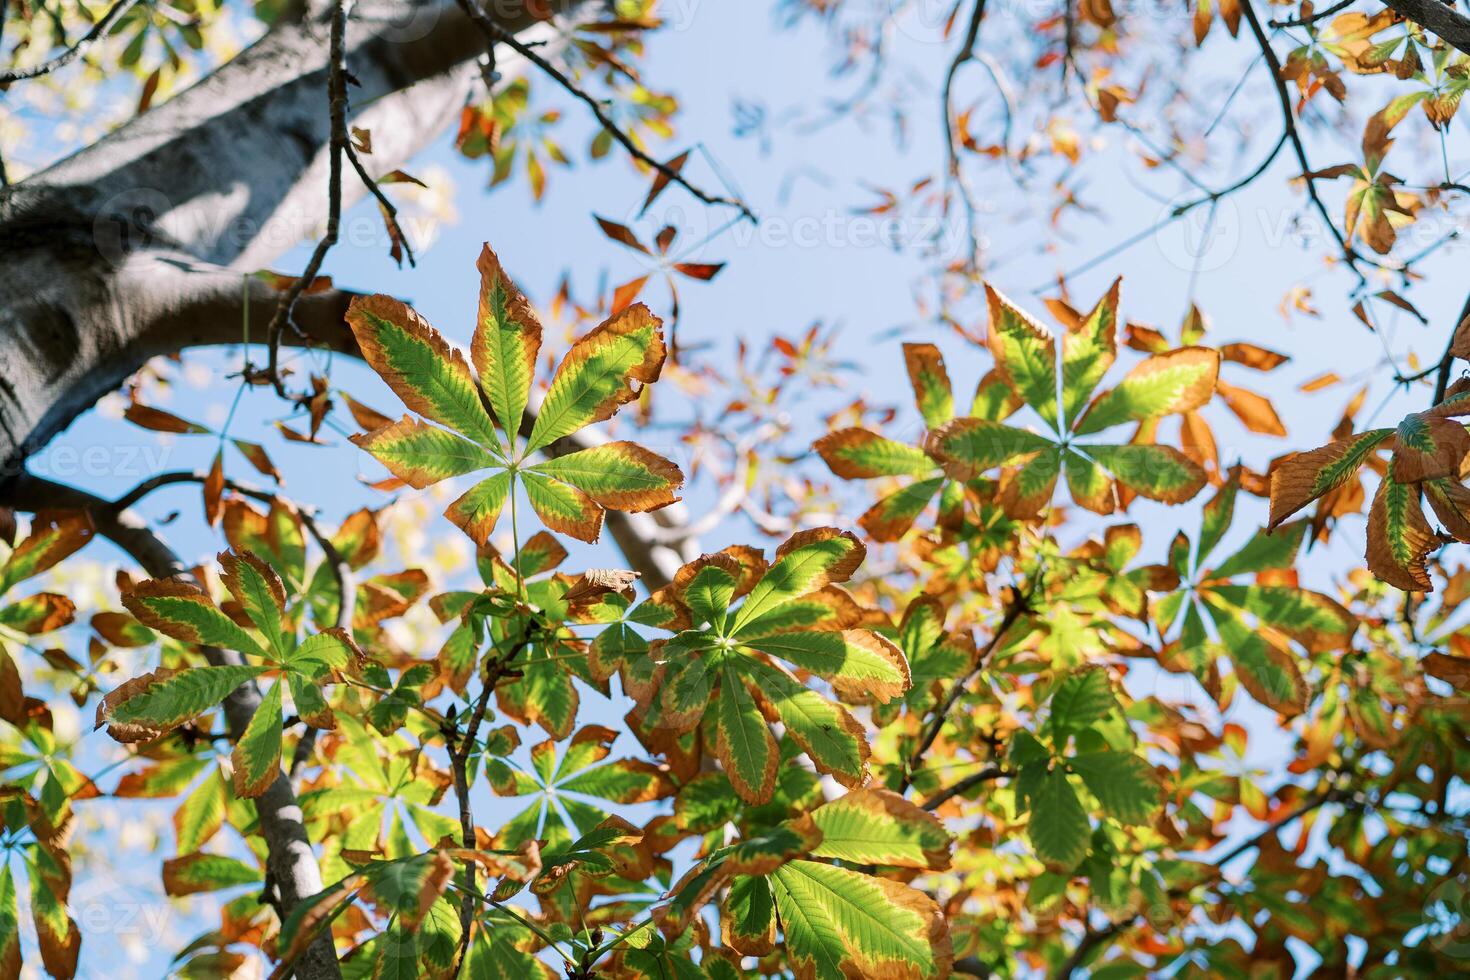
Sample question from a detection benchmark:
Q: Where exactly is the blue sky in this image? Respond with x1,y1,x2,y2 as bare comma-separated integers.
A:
19,2,1470,975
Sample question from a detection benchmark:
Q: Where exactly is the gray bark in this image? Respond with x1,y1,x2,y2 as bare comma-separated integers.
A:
0,4,568,978
0,0,699,975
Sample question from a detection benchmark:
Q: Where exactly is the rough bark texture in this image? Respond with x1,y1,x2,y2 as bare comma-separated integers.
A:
0,2,702,975
0,4,617,978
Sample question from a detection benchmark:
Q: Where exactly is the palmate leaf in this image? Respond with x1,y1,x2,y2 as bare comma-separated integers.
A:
1209,603,1308,716
1059,278,1120,426
347,293,504,453
1068,752,1160,826
1027,767,1090,869
1082,443,1207,504
807,788,952,869
813,428,936,478
98,665,267,742
530,441,683,513
347,246,683,546
924,417,1054,481
903,342,954,429
0,866,18,980
645,529,910,803
121,579,269,660
350,416,499,489
1268,428,1394,530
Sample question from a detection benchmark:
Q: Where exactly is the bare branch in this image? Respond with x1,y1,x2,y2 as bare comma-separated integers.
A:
4,473,344,980
0,0,141,83
1240,0,1366,283
454,0,755,223
1379,0,1470,55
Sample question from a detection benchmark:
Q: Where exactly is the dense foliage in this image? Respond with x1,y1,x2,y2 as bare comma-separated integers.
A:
11,0,1470,977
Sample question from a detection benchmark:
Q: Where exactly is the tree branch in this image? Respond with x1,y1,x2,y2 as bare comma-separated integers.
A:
1379,0,1470,55
454,0,754,223
0,0,142,83
899,586,1030,795
1240,0,1365,283
4,473,344,980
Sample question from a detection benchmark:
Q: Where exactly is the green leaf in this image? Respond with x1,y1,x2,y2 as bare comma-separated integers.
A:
375,921,420,980
520,471,603,543
351,416,498,489
473,244,543,442
527,304,665,452
0,514,93,599
1063,448,1114,514
809,788,953,869
1210,604,1307,715
122,580,269,659
744,630,910,705
0,866,20,978
742,658,867,790
1069,752,1160,825
289,628,360,674
231,678,283,797
858,476,946,542
712,666,778,804
1209,521,1306,579
1084,443,1206,504
1027,768,1089,868
445,471,513,547
1074,347,1219,435
723,875,776,955
531,441,682,512
681,563,738,631
771,860,952,979
162,853,262,896
924,417,1055,481
1207,583,1355,651
1049,668,1116,731
814,428,937,479
731,528,864,634
903,343,955,429
1197,475,1238,568
175,767,228,854
346,293,502,452
103,665,267,739
219,551,288,657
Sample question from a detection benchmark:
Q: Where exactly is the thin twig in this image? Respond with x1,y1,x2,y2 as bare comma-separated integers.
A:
0,0,141,83
921,765,1009,811
262,0,350,400
1432,289,1470,404
345,141,416,269
900,585,1030,794
939,0,989,271
448,633,529,975
1240,0,1365,285
1269,0,1355,28
453,0,754,222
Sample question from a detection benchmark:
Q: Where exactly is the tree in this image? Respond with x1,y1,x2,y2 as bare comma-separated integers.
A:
3,0,1470,976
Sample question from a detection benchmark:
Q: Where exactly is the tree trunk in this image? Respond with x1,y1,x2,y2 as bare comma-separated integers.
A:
0,4,596,978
